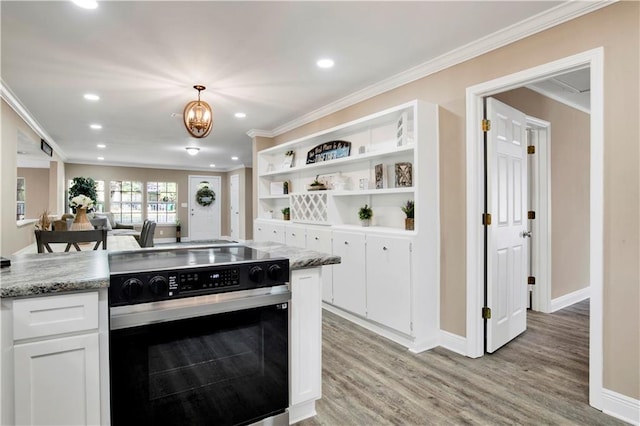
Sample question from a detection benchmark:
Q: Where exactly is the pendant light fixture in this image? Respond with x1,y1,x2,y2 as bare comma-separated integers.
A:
183,85,213,138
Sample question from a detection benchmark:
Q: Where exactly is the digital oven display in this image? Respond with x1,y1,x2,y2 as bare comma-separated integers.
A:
176,268,240,293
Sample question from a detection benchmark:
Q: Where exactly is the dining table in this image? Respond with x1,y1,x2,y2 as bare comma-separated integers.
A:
12,234,141,256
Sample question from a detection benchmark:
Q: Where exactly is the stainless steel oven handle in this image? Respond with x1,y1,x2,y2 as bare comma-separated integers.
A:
110,285,290,330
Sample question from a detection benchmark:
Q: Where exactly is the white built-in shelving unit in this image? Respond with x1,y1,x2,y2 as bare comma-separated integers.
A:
255,99,440,352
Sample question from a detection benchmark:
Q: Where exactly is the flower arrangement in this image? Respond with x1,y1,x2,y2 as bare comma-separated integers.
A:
285,150,294,156
70,194,94,210
401,200,414,219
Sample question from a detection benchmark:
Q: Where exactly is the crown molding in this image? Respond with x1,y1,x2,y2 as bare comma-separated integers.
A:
271,0,614,137
1,79,68,161
246,129,275,139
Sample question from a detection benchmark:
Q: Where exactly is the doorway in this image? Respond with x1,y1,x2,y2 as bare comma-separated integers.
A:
188,175,222,241
465,48,604,408
230,174,240,240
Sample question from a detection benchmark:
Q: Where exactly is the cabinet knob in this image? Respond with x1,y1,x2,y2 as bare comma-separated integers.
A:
273,230,277,233
315,237,319,240
382,246,388,251
344,241,349,245
291,233,296,236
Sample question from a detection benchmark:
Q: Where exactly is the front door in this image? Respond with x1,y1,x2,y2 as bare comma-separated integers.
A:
486,97,528,353
189,175,221,241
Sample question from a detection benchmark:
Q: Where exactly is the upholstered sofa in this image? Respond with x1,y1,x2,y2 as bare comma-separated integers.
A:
92,212,141,237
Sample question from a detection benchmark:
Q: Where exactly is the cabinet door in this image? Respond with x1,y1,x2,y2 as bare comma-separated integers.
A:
14,333,101,426
306,227,333,303
254,221,285,243
366,235,412,334
331,231,366,316
285,224,306,248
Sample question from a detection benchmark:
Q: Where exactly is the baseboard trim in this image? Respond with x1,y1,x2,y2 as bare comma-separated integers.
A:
322,303,437,353
550,287,590,312
602,388,640,425
439,330,467,356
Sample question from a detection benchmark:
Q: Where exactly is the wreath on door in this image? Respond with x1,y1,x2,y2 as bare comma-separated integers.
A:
196,184,216,207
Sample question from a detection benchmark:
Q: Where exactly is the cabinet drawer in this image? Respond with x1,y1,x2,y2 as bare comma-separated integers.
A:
13,292,99,340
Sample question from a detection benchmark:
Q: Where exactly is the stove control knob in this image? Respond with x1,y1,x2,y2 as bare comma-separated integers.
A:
149,275,167,296
121,278,143,300
267,264,283,281
249,266,265,283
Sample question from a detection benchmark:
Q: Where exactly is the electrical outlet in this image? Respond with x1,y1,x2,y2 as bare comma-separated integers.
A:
159,230,164,236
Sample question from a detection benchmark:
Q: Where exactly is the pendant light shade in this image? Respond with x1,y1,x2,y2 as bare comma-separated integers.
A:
183,85,213,138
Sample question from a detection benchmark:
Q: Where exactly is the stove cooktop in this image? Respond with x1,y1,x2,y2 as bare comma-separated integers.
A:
109,244,274,275
108,244,290,306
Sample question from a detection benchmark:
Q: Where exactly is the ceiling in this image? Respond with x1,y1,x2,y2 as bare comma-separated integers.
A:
3,0,586,171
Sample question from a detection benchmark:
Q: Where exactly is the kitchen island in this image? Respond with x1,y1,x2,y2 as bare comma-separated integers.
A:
0,242,339,425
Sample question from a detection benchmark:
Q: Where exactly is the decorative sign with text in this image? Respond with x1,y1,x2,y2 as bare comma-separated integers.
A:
306,141,351,165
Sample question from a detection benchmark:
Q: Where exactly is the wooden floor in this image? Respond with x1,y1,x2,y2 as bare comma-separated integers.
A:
298,300,626,425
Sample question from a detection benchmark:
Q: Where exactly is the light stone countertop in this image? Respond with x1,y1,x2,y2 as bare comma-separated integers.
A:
0,241,340,298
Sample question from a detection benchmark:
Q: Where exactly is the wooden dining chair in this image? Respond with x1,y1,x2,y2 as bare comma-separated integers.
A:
35,229,108,253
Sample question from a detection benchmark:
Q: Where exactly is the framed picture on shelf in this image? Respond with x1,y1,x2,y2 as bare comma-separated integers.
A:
395,162,413,187
375,163,384,189
282,151,295,169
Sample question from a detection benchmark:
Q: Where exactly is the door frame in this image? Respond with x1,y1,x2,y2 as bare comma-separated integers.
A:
526,116,552,313
465,47,604,408
229,173,240,240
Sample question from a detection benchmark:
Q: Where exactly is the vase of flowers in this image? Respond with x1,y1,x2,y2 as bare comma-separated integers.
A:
70,195,95,231
402,200,414,230
358,204,373,227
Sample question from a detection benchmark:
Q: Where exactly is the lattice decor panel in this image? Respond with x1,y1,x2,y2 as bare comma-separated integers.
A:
290,192,329,224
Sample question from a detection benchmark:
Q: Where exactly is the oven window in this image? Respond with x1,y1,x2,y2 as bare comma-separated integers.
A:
110,304,288,426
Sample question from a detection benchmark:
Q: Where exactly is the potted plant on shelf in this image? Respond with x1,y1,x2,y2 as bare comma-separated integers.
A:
402,200,415,230
281,207,290,221
308,175,327,191
358,204,373,227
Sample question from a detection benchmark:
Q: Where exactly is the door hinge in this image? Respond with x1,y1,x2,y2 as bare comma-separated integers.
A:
528,276,536,285
410,322,414,332
528,211,536,220
482,119,491,132
409,242,413,253
482,213,492,226
527,145,536,154
482,307,492,319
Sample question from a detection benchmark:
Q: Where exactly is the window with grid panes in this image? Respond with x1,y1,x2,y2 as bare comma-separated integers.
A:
110,180,143,223
147,181,177,223
67,179,105,213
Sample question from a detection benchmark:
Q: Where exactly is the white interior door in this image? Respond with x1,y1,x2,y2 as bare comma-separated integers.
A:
230,174,240,240
486,97,528,353
189,176,221,241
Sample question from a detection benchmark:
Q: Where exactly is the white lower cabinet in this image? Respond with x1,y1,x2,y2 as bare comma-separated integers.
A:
14,334,101,426
7,291,103,426
305,227,333,303
285,223,306,248
366,235,412,334
254,220,286,243
331,231,366,317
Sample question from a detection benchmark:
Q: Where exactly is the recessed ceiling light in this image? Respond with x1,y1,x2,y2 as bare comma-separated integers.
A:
231,156,239,161
72,0,98,9
234,112,246,118
186,147,200,156
90,124,102,130
84,93,100,101
209,164,216,168
97,144,106,148
97,156,104,161
317,58,334,69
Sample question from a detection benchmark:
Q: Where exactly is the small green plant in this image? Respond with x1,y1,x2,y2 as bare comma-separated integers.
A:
401,200,414,218
358,204,373,221
281,207,290,215
310,175,323,187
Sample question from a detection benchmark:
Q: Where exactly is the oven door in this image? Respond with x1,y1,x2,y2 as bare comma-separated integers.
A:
109,287,290,426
